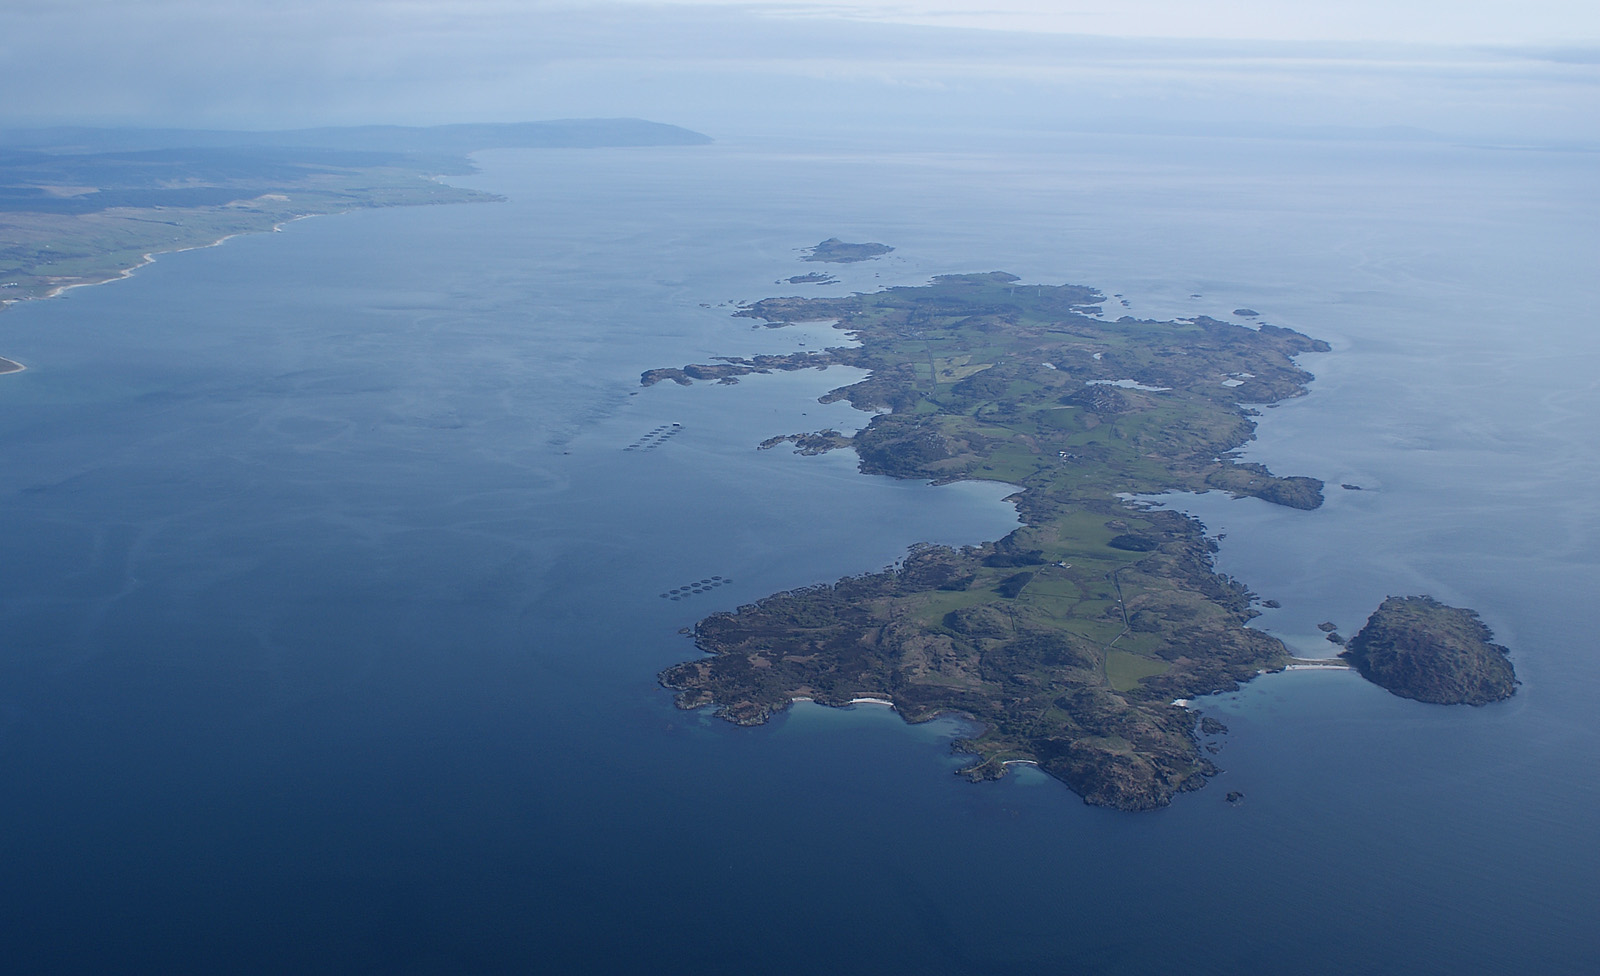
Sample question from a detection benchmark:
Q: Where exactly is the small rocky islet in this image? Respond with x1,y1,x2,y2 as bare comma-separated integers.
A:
801,238,893,264
1341,595,1517,705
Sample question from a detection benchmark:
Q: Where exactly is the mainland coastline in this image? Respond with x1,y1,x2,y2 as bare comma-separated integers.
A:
0,119,711,373
0,156,495,372
0,161,488,374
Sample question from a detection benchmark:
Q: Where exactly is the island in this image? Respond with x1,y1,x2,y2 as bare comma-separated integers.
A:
1341,595,1516,704
0,120,709,368
802,238,894,263
652,267,1333,810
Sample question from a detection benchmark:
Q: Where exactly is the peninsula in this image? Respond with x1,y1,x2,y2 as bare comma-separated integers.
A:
1341,595,1517,704
653,267,1331,810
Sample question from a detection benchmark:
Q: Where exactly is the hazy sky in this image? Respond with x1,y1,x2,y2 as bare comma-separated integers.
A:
640,0,1600,45
2,1,1595,141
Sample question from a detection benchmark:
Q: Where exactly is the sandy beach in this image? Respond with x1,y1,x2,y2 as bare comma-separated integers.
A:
0,214,328,375
40,229,253,301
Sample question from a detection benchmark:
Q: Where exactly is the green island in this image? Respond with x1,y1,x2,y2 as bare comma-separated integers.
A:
650,269,1333,810
1341,595,1517,704
802,238,894,263
0,119,709,365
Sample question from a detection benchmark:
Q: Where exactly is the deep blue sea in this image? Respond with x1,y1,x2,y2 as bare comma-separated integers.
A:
1,133,1595,974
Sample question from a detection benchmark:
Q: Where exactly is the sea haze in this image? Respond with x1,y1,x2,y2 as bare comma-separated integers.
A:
0,132,1595,973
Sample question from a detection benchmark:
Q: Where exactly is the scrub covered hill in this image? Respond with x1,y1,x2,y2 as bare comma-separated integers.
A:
1342,595,1517,705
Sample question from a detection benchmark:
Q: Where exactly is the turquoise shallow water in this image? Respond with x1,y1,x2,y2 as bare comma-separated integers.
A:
0,135,1595,974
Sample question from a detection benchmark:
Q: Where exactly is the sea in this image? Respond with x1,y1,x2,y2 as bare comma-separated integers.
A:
0,131,1595,974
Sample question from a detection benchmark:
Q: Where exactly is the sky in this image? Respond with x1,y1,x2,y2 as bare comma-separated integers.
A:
1,1,1595,142
642,0,1600,45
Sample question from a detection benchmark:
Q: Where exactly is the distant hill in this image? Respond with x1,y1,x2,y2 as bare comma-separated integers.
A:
0,119,711,154
1341,595,1517,705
